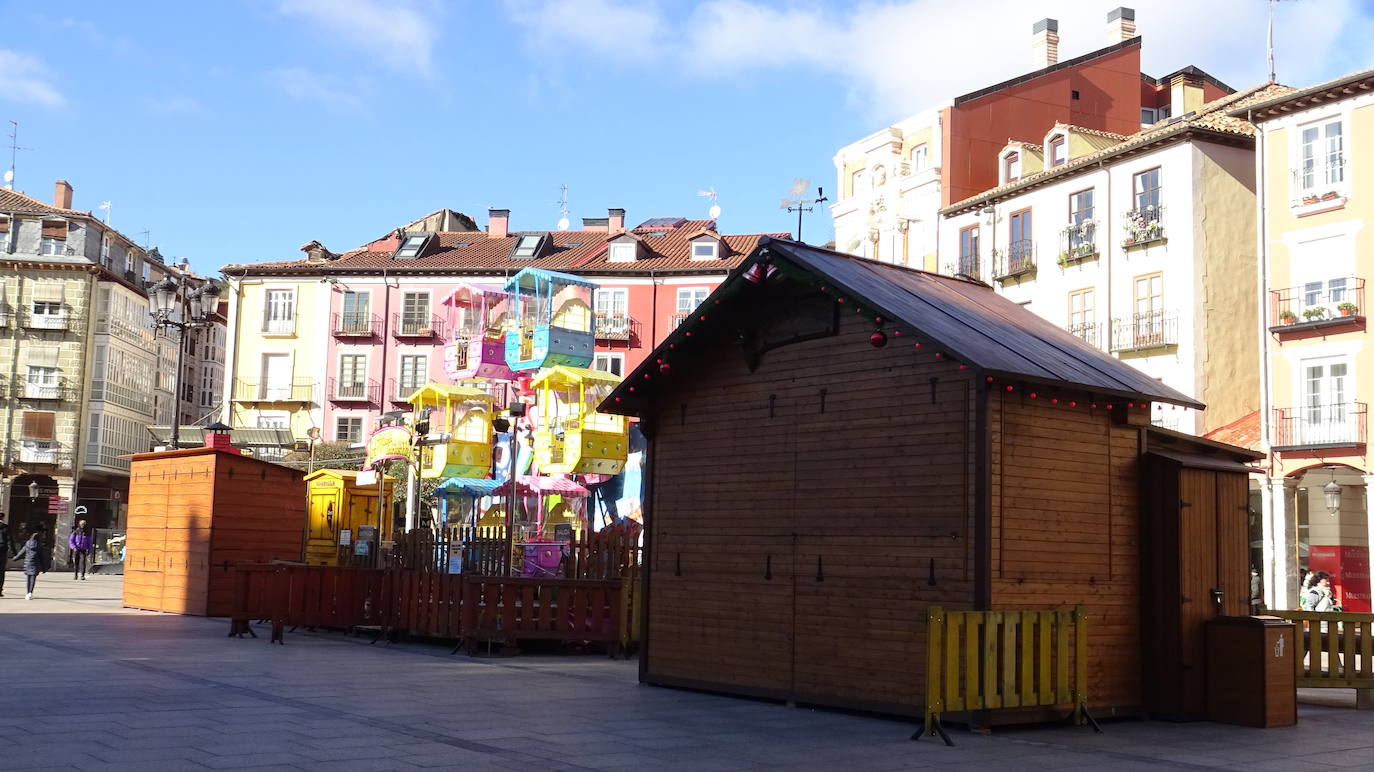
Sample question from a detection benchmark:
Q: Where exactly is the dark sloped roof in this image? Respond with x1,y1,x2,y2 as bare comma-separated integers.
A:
601,238,1203,414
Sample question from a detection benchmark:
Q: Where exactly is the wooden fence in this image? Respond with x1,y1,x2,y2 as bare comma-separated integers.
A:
229,563,637,654
916,606,1096,745
1269,610,1374,689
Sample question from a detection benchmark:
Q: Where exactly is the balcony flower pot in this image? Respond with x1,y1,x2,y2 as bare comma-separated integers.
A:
1303,195,1321,205
1279,311,1298,325
1322,191,1340,201
1303,308,1328,321
1338,302,1358,317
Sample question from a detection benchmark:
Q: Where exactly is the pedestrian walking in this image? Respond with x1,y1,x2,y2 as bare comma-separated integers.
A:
69,520,93,580
0,512,13,598
11,534,47,600
1305,571,1337,612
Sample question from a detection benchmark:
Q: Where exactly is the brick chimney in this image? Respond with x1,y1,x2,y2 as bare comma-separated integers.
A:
582,217,609,232
1107,7,1136,43
1170,70,1205,117
489,208,510,239
54,180,73,210
1031,18,1059,69
608,208,626,234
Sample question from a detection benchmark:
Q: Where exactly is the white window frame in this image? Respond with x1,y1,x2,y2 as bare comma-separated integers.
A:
335,414,365,444
400,290,432,332
1003,152,1021,183
39,220,67,256
608,242,636,262
1047,133,1067,167
262,287,297,336
1292,114,1350,203
690,240,719,260
910,144,928,172
676,287,710,315
1296,355,1355,445
0,215,10,252
398,353,428,393
593,352,625,377
336,352,368,399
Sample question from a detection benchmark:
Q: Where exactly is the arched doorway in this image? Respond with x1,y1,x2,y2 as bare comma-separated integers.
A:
8,474,58,564
1288,463,1370,612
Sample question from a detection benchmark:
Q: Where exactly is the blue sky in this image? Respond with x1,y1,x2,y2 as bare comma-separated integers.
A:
3,0,1371,274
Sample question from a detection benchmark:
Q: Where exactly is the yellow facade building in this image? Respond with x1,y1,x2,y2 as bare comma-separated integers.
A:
1246,68,1374,612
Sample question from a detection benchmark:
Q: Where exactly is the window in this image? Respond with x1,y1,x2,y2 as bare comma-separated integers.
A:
340,291,370,333
1300,359,1353,444
1301,277,1349,318
398,354,427,395
1132,273,1165,345
261,353,292,400
142,262,151,284
1049,135,1067,167
512,234,542,259
1133,168,1162,211
1069,189,1094,225
1009,209,1032,245
593,353,624,377
27,365,58,397
401,291,430,333
850,168,866,197
958,225,980,277
676,287,709,315
910,144,928,171
691,241,718,260
256,414,288,429
594,288,628,316
0,215,10,251
263,289,295,334
101,236,111,266
1068,288,1096,342
1007,209,1032,272
337,354,366,398
336,416,364,444
394,234,427,259
1003,152,1021,182
1299,119,1345,193
609,242,636,262
20,410,56,462
40,220,67,256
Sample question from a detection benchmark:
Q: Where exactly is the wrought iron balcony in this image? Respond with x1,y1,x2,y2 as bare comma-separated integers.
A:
328,377,379,403
261,318,295,335
1066,321,1103,349
332,312,379,337
992,240,1035,281
1110,311,1178,352
669,313,690,330
15,379,70,401
594,312,635,341
1058,222,1099,266
1273,402,1367,450
390,378,424,403
1121,204,1165,248
13,443,72,469
392,313,446,338
232,378,316,403
24,312,69,331
941,254,983,281
1290,157,1348,206
1270,278,1364,332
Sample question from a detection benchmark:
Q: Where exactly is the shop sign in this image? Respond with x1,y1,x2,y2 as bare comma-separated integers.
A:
356,469,378,487
339,529,352,546
364,426,413,468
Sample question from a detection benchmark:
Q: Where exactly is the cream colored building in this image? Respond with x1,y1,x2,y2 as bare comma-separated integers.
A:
940,84,1284,439
1246,69,1374,612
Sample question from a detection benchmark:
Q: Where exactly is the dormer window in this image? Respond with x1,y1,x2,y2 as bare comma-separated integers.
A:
608,242,637,262
393,232,433,260
691,241,718,260
1049,135,1067,167
511,233,550,259
1003,152,1021,182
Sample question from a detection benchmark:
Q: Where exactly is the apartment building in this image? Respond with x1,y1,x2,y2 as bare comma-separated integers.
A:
832,7,1231,270
939,82,1289,439
0,181,220,567
1245,69,1374,612
221,208,780,448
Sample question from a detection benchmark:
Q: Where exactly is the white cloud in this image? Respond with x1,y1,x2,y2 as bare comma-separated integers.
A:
0,50,64,107
278,0,440,75
267,67,368,111
505,0,1374,120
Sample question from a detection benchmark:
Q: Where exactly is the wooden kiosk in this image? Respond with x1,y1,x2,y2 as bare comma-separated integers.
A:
124,437,306,616
601,238,1262,721
304,469,394,565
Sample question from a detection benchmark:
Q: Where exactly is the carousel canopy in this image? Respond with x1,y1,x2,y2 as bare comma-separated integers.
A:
493,475,590,497
439,282,508,307
503,267,598,292
407,383,496,405
433,477,504,497
530,365,622,388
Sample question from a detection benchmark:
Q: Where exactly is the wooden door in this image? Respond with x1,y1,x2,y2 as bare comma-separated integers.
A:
306,492,338,565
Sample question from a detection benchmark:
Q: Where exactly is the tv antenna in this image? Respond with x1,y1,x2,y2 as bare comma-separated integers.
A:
780,178,827,243
1267,0,1299,82
697,187,721,220
5,120,32,190
135,230,151,249
98,201,112,225
555,184,570,231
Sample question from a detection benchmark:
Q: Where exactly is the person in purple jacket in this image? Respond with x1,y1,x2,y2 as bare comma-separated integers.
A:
69,520,93,580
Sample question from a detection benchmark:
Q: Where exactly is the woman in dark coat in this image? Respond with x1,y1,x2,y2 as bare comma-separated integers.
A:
11,534,47,600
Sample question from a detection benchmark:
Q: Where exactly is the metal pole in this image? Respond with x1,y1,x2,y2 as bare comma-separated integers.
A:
796,204,804,242
506,427,517,576
170,324,186,449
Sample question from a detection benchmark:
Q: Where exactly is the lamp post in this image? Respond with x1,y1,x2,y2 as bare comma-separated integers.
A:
148,276,221,450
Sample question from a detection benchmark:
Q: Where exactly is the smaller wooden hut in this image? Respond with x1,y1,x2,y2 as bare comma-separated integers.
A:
304,469,394,565
601,238,1262,720
125,443,306,616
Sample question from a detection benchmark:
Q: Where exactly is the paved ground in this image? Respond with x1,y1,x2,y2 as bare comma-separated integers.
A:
3,575,1374,771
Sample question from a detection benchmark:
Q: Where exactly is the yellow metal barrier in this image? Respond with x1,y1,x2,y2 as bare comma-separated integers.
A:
916,606,1097,745
1268,610,1374,689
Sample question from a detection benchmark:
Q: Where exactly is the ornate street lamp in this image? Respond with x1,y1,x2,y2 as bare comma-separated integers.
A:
1324,467,1342,515
148,275,221,450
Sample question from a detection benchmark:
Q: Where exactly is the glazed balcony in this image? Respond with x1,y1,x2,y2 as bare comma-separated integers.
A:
332,312,380,337
1110,311,1178,353
232,378,316,403
1269,278,1364,334
328,377,379,403
1121,204,1165,249
992,240,1035,281
392,313,446,338
1273,402,1367,451
1058,222,1099,267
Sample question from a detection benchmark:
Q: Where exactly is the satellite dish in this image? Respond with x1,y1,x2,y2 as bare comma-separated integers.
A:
708,204,721,219
557,216,570,231
2,170,12,183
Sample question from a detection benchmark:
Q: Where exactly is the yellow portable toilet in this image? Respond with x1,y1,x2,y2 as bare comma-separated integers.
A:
304,469,394,566
532,366,628,475
407,383,497,479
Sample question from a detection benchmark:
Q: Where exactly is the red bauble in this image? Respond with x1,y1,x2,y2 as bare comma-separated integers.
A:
659,362,672,375
869,331,888,348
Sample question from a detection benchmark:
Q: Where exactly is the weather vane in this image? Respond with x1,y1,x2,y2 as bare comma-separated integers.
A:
781,178,827,243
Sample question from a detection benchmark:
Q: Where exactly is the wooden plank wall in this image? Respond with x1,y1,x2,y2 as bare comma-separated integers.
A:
988,390,1143,713
125,454,217,615
645,300,976,712
207,454,307,616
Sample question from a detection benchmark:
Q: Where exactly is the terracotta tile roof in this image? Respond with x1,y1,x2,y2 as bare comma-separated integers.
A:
943,82,1295,215
0,187,87,216
1054,122,1130,141
223,218,788,277
1203,410,1261,452
1235,67,1374,122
